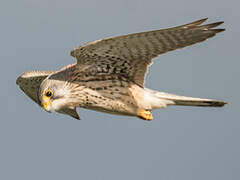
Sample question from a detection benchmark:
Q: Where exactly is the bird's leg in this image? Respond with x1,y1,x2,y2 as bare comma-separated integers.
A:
138,109,153,121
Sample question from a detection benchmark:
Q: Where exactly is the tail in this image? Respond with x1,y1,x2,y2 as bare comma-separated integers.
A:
146,89,227,109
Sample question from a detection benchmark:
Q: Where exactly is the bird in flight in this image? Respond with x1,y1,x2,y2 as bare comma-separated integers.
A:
16,18,227,120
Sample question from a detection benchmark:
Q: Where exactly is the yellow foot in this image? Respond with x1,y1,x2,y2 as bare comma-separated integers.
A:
138,109,153,121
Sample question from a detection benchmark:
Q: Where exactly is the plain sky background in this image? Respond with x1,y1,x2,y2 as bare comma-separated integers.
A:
0,0,239,179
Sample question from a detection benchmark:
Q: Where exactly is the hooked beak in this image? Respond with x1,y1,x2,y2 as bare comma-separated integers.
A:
42,101,52,112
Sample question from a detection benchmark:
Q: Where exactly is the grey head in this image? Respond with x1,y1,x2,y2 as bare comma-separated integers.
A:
17,69,80,120
38,70,80,120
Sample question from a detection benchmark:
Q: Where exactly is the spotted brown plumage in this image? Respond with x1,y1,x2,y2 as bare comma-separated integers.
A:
17,18,227,120
71,18,224,87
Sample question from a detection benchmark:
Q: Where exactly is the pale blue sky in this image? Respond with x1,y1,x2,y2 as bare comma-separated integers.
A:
0,0,239,179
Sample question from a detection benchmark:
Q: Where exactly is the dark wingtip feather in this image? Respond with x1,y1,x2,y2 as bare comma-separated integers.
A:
196,18,208,23
207,101,228,107
191,18,208,25
181,19,225,34
206,21,224,28
183,18,208,28
201,21,225,30
214,28,225,33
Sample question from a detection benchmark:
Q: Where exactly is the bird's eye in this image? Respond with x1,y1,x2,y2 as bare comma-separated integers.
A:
45,89,53,98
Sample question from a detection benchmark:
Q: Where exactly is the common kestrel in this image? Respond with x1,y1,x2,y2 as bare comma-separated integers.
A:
16,18,227,120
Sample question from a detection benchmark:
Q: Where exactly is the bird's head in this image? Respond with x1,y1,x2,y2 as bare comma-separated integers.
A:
38,78,70,112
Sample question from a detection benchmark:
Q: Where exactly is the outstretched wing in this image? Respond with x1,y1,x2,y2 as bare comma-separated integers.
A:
71,18,224,87
16,71,54,104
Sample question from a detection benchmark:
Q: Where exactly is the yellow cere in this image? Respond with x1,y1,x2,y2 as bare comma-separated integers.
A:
42,101,52,111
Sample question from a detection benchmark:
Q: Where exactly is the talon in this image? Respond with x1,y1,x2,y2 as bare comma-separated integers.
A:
138,109,153,121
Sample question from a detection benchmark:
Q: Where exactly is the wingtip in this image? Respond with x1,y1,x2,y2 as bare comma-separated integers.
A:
204,21,225,29
215,28,225,33
216,21,224,25
223,101,228,106
183,18,225,32
198,18,209,23
193,18,209,24
214,101,228,107
184,18,208,27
